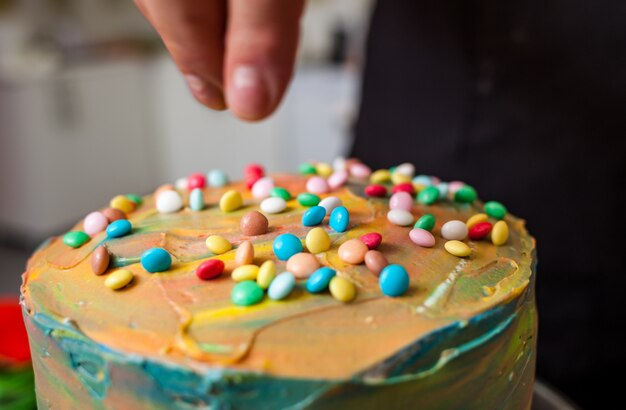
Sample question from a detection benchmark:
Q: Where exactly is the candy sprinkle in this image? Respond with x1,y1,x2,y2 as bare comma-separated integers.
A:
379,264,410,297
205,235,233,255
329,276,356,302
231,281,264,306
141,248,172,273
219,190,243,212
105,269,134,290
444,240,471,257
63,231,90,248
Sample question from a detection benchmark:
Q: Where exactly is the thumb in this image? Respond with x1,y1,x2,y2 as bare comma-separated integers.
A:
225,0,305,121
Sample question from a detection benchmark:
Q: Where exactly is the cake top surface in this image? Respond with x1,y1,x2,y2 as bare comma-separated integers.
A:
21,161,535,380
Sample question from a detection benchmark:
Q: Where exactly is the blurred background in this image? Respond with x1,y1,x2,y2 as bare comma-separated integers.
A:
0,0,374,293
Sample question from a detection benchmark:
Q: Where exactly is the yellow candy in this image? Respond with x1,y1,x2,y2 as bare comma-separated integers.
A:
305,227,331,254
232,264,259,282
205,235,232,254
391,172,412,185
110,195,136,214
219,190,243,212
329,276,356,302
466,213,488,229
444,240,471,257
412,183,427,193
257,260,276,289
370,169,391,184
316,162,333,178
105,269,134,290
492,221,509,246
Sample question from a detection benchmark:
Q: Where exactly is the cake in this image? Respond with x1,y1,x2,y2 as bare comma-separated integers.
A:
20,160,537,409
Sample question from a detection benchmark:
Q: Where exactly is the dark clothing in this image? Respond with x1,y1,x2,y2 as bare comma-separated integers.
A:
353,1,626,407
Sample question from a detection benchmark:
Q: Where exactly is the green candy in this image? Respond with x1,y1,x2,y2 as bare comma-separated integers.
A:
299,163,317,175
454,185,478,203
415,214,436,231
484,201,507,219
417,186,440,205
270,187,292,201
389,166,397,174
297,193,321,207
63,231,90,248
231,280,264,306
126,194,143,206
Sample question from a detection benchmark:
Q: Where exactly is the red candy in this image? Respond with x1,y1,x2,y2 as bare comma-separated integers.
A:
246,175,262,190
187,173,207,190
196,259,225,280
360,232,382,250
364,184,387,198
469,221,493,240
392,183,415,195
244,163,265,179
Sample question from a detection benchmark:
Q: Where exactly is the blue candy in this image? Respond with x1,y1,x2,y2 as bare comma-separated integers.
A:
207,169,229,187
141,247,172,273
329,206,349,232
106,219,132,238
436,182,449,198
379,264,410,297
272,234,303,261
412,175,433,186
189,188,205,211
306,267,336,293
302,206,326,226
268,272,296,300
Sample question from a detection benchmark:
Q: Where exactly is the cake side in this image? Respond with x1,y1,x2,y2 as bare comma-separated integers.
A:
21,169,536,408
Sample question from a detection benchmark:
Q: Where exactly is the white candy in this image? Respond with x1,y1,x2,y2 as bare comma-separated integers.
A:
387,209,414,226
395,163,415,178
319,196,343,215
175,177,188,190
260,197,286,214
156,190,183,214
441,220,468,240
332,157,347,172
251,177,274,199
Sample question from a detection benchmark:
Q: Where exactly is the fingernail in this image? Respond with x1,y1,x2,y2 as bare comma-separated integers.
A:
184,74,226,110
230,65,274,120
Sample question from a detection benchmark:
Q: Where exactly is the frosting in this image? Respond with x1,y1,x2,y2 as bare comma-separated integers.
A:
21,172,536,408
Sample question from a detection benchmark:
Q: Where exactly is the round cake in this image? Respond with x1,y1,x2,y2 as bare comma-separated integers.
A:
20,160,537,409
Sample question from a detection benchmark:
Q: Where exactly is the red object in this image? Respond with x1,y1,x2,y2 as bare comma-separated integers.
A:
244,163,265,180
360,232,383,250
187,173,207,190
392,183,415,195
0,298,31,364
196,259,225,280
364,184,387,198
469,222,493,240
245,175,262,190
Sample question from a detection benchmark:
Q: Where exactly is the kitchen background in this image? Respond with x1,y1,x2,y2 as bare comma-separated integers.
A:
0,0,374,293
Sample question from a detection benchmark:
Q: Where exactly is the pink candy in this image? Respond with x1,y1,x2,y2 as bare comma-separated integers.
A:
83,211,109,236
389,191,414,212
251,177,274,199
448,181,466,194
327,170,348,190
409,228,436,248
360,232,382,250
306,176,330,195
349,163,372,180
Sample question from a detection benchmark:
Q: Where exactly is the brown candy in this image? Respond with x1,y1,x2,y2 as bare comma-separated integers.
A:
91,246,110,275
338,239,368,265
286,252,320,279
102,207,127,223
364,250,388,276
240,211,269,236
235,241,254,267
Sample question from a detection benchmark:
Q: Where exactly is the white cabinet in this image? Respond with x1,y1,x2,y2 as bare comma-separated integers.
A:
0,60,157,239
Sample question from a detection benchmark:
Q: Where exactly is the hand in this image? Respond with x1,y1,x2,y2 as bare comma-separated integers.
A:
135,0,305,121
